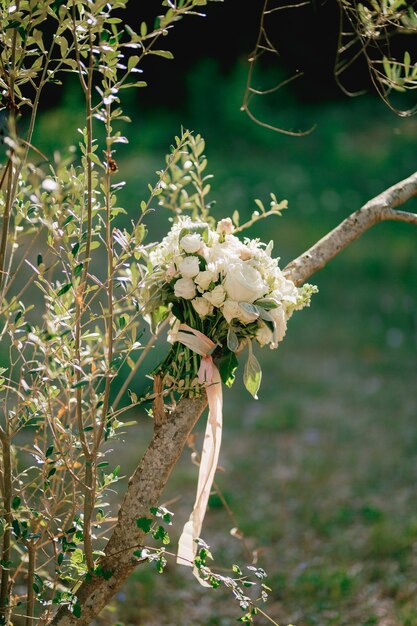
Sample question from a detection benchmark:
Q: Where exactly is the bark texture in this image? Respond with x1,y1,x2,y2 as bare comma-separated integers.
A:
49,396,207,626
283,171,417,285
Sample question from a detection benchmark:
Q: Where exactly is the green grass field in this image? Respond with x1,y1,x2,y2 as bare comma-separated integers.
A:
34,64,417,626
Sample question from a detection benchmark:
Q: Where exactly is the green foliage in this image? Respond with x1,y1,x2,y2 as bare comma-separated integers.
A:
0,0,223,623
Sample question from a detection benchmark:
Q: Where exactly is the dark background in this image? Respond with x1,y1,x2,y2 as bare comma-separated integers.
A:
118,0,417,107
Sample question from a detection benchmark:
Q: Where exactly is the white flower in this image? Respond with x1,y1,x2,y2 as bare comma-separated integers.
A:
165,264,177,280
239,246,252,261
256,322,273,347
207,236,243,271
174,277,196,300
195,269,217,291
222,300,258,324
222,300,240,324
192,297,213,317
42,178,58,191
203,285,226,307
216,217,234,235
223,262,267,303
178,256,200,279
269,306,287,347
273,273,298,305
180,233,202,254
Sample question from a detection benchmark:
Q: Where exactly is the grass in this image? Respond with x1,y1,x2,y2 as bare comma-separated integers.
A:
33,63,417,626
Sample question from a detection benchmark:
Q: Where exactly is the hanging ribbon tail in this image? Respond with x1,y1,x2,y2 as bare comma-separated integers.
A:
176,325,223,587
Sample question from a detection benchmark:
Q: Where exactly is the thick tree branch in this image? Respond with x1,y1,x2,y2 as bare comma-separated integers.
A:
49,395,207,626
283,171,417,285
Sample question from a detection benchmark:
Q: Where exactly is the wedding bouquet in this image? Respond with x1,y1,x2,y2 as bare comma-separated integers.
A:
140,215,316,399
139,214,317,577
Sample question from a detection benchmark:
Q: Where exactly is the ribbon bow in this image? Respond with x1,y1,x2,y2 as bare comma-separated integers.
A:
175,324,223,586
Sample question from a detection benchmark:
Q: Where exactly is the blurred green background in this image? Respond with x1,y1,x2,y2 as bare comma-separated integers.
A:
31,3,417,624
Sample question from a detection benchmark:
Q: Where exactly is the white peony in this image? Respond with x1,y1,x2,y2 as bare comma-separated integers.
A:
194,269,217,291
174,277,196,300
178,256,200,279
203,285,226,307
192,297,213,317
180,233,202,254
223,262,267,303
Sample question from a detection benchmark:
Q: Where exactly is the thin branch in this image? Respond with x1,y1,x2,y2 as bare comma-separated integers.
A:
283,171,417,285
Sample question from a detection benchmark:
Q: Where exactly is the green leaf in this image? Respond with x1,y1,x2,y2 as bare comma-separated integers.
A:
239,302,259,317
12,496,21,510
404,50,411,75
152,525,170,545
216,349,238,388
128,55,140,72
136,517,153,533
257,308,274,323
72,601,81,618
255,298,279,310
71,242,80,256
227,326,239,352
71,379,89,389
254,198,265,212
57,283,72,296
243,344,262,399
149,50,174,59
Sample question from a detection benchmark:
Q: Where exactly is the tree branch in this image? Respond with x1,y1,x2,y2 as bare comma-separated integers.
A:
283,171,417,285
49,395,207,626
48,170,417,626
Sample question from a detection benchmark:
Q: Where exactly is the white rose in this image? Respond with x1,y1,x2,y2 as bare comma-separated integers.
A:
195,269,217,291
222,300,258,324
178,256,200,279
192,297,213,317
224,262,267,303
256,322,274,347
222,300,240,324
180,233,202,254
174,277,196,300
203,284,226,307
216,217,234,235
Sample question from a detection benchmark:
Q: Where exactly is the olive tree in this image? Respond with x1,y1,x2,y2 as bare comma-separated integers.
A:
0,2,416,626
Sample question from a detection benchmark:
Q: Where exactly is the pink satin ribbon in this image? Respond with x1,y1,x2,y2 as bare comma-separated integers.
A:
175,324,223,586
